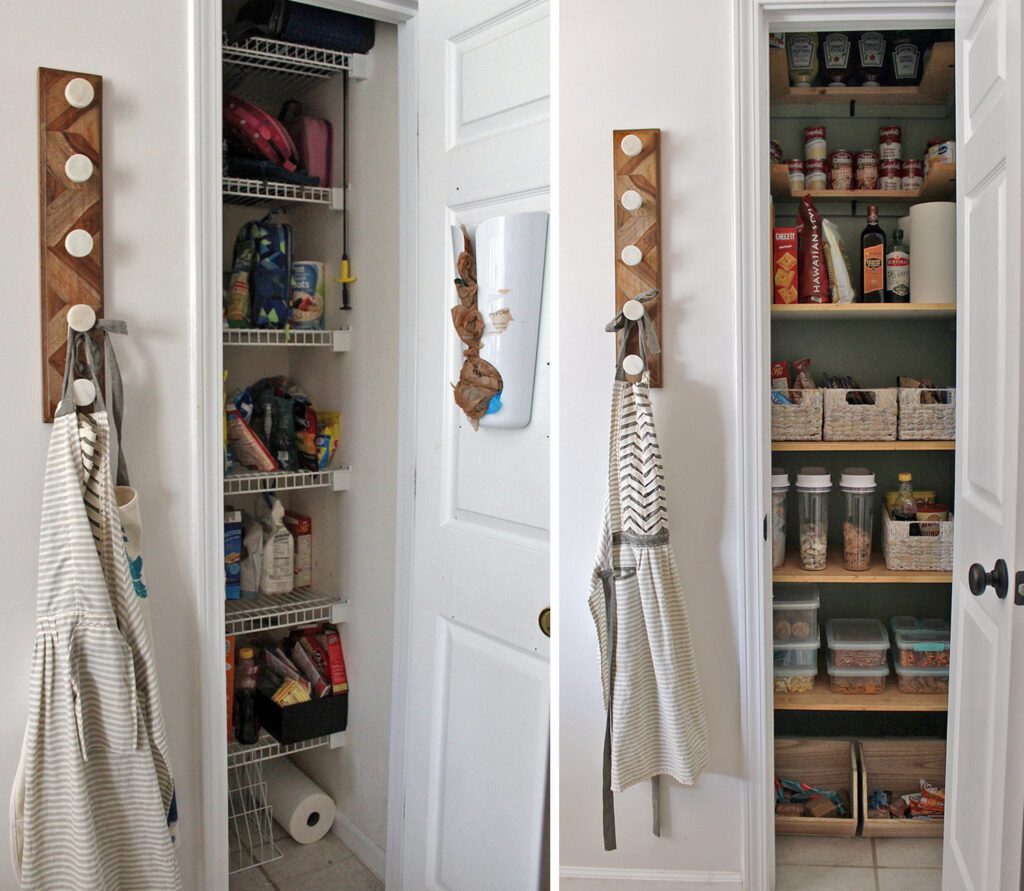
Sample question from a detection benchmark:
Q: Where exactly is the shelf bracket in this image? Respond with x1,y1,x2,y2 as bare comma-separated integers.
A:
349,54,370,81
330,187,346,211
329,731,347,749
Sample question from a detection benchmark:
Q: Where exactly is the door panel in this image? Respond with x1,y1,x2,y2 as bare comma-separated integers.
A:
945,0,1024,887
399,1,550,889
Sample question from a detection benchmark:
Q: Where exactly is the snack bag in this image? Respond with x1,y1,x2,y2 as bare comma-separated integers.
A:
795,194,828,304
773,227,799,304
315,411,342,468
822,218,855,303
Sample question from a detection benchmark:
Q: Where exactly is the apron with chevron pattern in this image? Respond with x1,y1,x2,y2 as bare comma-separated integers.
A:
590,294,710,850
11,324,181,890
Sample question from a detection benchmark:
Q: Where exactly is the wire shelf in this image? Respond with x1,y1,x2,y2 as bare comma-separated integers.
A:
228,729,338,769
223,176,340,207
223,327,351,351
224,465,351,495
227,763,282,874
225,589,348,636
223,36,356,97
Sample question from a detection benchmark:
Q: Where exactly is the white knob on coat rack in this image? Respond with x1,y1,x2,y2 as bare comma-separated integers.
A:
620,134,643,157
65,229,94,258
621,190,643,212
622,299,645,320
65,77,95,109
65,153,94,183
72,378,97,407
622,354,645,376
621,245,642,267
67,304,97,333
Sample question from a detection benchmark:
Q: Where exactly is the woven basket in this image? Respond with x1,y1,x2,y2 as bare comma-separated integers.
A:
771,389,823,441
882,511,954,572
898,388,956,440
823,388,898,441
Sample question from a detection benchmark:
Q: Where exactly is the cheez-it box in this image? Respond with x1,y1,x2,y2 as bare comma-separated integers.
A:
773,227,799,304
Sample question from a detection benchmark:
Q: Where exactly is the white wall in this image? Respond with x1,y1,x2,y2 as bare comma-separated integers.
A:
0,2,202,889
558,0,745,884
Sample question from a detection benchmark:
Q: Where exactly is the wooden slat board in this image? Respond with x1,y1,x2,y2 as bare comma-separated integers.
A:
774,738,859,837
39,68,103,421
859,739,946,837
613,129,662,386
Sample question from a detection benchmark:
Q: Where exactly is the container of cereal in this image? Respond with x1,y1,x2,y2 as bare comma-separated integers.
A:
797,467,832,570
840,467,876,571
827,618,890,668
827,653,889,694
771,468,791,569
773,585,820,643
774,626,820,694
891,622,951,668
893,663,949,694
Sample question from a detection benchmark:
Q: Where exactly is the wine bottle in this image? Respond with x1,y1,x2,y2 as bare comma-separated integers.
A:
861,204,886,302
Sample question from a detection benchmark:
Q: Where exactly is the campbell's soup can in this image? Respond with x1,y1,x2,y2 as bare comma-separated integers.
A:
829,150,853,190
805,159,827,191
804,125,827,162
879,159,902,190
856,150,879,189
786,159,805,190
901,158,923,190
879,126,902,161
289,261,326,329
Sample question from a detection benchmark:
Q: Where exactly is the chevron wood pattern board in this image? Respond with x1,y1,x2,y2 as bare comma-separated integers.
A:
39,68,103,421
613,128,662,387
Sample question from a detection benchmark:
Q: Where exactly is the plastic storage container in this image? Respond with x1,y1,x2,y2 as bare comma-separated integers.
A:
891,616,950,634
840,467,876,571
892,623,951,668
774,625,820,694
797,467,832,571
773,585,820,643
771,468,790,569
774,663,819,694
827,652,889,694
826,618,890,668
894,663,949,694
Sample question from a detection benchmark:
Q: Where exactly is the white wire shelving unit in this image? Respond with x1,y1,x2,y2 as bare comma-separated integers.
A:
223,465,351,495
223,35,367,97
225,589,348,636
228,728,346,770
223,327,351,351
222,176,344,208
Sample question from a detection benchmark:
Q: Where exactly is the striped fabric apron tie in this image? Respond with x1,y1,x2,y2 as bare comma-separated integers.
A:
591,292,710,852
11,323,181,890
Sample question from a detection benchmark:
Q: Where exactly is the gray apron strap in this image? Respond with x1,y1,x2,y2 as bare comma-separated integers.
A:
598,568,618,852
652,775,661,837
56,319,131,487
605,289,661,381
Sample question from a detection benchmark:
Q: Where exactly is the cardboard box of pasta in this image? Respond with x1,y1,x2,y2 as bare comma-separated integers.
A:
774,227,799,304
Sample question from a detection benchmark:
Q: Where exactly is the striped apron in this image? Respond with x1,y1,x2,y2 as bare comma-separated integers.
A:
590,293,710,850
11,324,181,890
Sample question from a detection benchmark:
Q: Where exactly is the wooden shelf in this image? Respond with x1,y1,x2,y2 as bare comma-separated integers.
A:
771,163,955,205
772,440,955,452
774,551,952,584
770,42,954,106
775,672,947,712
771,302,955,320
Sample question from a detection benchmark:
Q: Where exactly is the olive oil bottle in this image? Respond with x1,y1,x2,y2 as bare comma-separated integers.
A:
860,204,887,302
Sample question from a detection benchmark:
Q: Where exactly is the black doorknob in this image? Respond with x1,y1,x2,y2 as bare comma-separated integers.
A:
968,559,1009,599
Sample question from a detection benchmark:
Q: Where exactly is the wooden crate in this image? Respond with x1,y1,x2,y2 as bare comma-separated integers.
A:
775,738,859,837
859,738,946,838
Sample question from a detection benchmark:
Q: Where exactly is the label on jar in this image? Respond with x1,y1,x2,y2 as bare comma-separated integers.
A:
788,34,816,70
864,245,885,292
823,33,851,69
859,32,886,67
892,43,921,79
887,249,910,298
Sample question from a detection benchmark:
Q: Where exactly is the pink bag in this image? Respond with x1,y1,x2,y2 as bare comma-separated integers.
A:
281,101,333,187
224,93,299,172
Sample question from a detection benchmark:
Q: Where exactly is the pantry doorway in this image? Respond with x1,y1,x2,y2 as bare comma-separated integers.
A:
733,1,1024,889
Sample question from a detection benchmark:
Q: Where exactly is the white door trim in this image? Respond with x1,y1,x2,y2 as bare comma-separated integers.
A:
188,2,418,887
731,3,955,889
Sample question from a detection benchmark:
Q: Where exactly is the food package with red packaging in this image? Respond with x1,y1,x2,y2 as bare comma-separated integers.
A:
773,227,799,304
795,194,828,303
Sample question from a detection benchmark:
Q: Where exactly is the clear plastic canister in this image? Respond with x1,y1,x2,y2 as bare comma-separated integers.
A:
796,467,832,571
840,467,876,571
771,468,790,569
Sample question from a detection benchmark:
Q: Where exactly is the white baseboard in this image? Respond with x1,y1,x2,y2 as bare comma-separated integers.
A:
331,809,386,881
560,866,743,889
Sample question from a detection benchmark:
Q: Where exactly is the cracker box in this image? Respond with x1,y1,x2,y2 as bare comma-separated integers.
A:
774,227,799,304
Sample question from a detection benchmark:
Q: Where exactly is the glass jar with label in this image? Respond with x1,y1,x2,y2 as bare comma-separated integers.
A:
771,468,790,569
840,468,876,571
889,33,923,85
787,33,819,87
857,31,887,85
797,467,832,571
820,32,853,86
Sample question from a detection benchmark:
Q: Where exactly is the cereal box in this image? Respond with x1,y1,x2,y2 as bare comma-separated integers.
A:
774,227,799,304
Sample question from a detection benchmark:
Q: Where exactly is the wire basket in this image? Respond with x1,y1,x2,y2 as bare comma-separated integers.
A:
823,388,898,441
228,761,282,874
882,511,954,572
898,388,956,440
771,389,823,441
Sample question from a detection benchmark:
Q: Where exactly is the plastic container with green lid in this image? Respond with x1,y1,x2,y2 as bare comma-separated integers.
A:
894,662,949,694
826,618,890,668
772,585,820,643
892,626,951,668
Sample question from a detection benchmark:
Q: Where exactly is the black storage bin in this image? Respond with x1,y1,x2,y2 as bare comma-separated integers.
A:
256,690,348,744
229,0,376,54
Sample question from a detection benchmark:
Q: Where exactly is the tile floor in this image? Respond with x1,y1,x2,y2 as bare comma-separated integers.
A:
229,832,383,891
776,835,942,890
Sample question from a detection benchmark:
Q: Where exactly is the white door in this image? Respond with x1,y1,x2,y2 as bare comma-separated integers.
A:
394,1,551,889
944,1,1024,888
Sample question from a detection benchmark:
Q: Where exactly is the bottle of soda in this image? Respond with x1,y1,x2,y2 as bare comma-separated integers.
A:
861,204,887,302
234,646,261,746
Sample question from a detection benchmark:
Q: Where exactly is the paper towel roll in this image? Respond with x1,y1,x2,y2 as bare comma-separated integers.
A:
909,202,956,303
263,757,336,844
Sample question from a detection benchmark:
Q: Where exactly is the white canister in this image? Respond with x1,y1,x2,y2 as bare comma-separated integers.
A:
908,202,956,304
